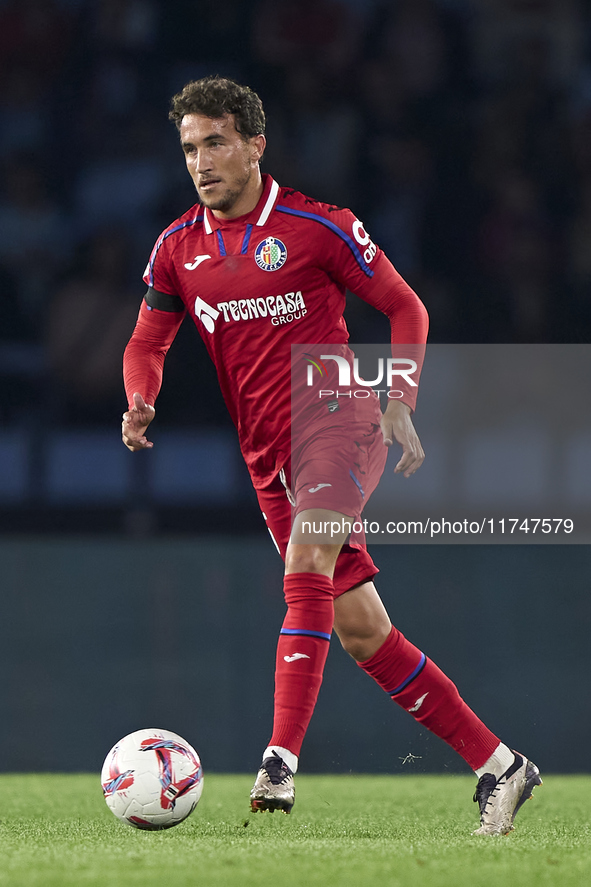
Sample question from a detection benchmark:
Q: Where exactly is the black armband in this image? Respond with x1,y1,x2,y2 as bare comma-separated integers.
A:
144,287,185,312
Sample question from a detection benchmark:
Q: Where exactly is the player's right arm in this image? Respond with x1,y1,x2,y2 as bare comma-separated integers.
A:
122,291,186,451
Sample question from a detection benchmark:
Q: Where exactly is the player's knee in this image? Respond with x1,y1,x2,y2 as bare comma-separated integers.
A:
338,633,370,661
336,623,390,662
285,544,338,577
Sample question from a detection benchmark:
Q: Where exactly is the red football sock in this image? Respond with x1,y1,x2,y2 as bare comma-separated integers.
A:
269,573,335,757
358,626,500,770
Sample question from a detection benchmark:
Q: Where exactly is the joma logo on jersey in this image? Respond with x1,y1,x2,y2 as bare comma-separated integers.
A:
194,291,307,332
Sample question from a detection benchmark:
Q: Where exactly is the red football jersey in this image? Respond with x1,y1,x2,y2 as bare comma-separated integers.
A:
124,175,428,488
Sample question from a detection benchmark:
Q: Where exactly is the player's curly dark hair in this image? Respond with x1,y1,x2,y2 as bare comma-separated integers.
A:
169,76,266,138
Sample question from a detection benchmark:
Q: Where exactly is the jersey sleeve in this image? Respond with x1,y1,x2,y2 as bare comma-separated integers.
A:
123,299,186,409
319,207,428,409
319,207,427,339
125,222,188,408
142,230,180,296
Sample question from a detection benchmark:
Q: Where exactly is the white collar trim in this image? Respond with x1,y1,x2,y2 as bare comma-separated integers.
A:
202,178,279,232
255,178,279,226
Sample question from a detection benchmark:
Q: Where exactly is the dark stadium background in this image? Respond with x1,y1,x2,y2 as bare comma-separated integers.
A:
0,0,589,775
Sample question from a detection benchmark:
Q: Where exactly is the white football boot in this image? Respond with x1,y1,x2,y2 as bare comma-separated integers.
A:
473,751,542,835
250,751,295,814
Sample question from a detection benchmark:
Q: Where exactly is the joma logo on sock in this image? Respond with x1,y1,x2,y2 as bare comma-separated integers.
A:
408,692,428,712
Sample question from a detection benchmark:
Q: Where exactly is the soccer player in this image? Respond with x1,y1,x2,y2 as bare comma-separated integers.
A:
121,76,541,835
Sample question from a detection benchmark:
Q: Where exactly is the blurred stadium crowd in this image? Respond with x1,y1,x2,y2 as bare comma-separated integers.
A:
1,0,590,432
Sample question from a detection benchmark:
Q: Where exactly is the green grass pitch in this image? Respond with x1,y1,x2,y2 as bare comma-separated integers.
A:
0,773,589,887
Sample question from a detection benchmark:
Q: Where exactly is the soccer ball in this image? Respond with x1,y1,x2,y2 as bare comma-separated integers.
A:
101,728,204,830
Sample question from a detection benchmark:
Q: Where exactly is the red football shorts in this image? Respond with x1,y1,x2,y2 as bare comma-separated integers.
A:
256,420,387,597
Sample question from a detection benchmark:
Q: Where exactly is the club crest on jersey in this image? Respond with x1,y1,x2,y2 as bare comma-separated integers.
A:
255,236,287,272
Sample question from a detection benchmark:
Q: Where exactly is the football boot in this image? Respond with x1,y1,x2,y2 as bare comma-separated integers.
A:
250,751,295,814
473,751,542,835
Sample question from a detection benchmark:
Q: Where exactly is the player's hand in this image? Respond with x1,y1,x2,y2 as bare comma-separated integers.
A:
380,400,424,478
122,392,156,451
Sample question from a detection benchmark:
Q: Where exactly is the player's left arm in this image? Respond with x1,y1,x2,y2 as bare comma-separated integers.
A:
324,212,428,476
356,256,428,477
380,399,424,477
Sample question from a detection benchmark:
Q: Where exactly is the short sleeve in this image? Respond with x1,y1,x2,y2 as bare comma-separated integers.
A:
317,207,387,299
142,231,180,296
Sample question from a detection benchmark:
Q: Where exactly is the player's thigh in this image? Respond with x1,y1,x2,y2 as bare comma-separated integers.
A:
292,421,387,519
286,507,349,577
255,479,292,560
255,438,383,590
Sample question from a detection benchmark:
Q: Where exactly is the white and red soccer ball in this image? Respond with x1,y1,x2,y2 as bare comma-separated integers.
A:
101,728,203,830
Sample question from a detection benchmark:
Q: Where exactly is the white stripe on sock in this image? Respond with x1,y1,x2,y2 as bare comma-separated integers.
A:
263,746,298,773
474,742,515,779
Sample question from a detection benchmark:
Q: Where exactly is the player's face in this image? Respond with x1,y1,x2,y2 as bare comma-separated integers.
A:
180,114,266,219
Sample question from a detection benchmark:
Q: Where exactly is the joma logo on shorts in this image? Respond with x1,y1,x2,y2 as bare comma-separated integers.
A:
195,291,307,331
